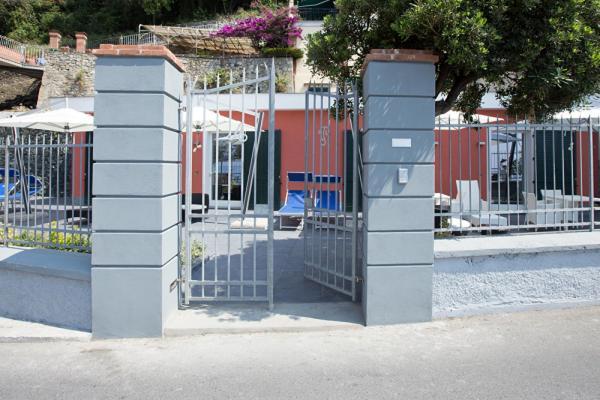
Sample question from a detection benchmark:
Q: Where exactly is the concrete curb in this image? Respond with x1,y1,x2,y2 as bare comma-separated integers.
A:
0,316,91,343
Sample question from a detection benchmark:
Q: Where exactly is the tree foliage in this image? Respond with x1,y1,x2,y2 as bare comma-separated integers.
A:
0,0,284,44
306,0,600,118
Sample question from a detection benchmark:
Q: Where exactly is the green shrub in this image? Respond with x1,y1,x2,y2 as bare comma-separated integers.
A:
201,67,232,89
434,217,452,238
0,224,91,253
275,73,290,93
261,47,304,59
180,240,204,267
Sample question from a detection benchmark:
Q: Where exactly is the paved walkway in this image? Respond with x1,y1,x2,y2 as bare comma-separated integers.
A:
190,224,350,303
0,317,90,342
1,306,599,399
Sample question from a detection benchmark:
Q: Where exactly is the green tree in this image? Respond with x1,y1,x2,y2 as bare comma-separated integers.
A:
0,0,261,43
306,0,600,118
141,0,173,23
0,0,63,43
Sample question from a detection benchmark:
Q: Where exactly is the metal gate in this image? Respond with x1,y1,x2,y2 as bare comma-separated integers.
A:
182,62,276,308
303,84,361,301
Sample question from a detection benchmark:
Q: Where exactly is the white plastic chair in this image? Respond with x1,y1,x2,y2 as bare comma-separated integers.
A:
523,192,562,225
540,189,579,223
451,180,508,227
540,189,561,205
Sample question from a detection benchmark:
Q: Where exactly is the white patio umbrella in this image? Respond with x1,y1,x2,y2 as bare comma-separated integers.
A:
553,107,600,121
436,111,504,134
0,107,94,213
435,110,504,126
551,108,600,133
181,106,256,135
0,107,95,132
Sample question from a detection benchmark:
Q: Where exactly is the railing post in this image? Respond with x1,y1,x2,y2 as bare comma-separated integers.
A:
361,49,438,325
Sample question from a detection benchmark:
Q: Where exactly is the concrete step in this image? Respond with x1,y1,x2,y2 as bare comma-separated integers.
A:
165,302,364,336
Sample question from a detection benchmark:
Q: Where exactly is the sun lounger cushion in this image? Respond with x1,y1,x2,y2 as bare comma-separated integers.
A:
279,190,306,216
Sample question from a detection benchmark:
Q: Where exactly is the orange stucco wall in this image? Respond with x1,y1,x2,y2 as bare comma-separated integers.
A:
435,127,489,200
181,109,352,204
179,107,598,204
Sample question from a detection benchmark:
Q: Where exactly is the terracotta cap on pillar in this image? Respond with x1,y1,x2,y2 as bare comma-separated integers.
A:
361,49,439,75
48,30,61,49
92,44,186,72
75,32,88,53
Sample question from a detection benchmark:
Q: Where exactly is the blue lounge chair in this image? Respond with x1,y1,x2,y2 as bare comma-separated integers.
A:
313,175,342,212
278,172,312,229
313,175,341,184
315,190,341,211
10,175,44,200
0,182,17,199
0,168,19,204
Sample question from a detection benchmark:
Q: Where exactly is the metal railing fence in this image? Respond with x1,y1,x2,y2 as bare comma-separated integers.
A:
176,21,229,31
434,114,599,235
88,21,229,49
298,7,337,20
0,34,49,67
87,31,164,49
182,63,276,307
0,130,92,252
303,84,361,300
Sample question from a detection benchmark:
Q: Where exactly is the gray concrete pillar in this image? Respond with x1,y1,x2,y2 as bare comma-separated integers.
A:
361,49,438,325
91,45,184,338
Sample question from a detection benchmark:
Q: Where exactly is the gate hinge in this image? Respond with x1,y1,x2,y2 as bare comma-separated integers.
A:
354,276,364,284
170,278,184,292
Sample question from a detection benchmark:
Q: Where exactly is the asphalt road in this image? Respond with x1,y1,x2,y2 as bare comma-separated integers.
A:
1,306,600,400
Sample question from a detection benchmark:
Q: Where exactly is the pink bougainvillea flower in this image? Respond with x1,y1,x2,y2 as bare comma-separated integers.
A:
212,6,302,49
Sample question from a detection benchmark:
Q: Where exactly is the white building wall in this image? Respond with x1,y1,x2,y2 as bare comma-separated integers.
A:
294,20,329,92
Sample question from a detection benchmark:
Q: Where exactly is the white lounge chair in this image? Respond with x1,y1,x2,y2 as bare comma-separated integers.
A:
540,189,561,204
451,180,508,228
540,189,579,223
523,192,562,225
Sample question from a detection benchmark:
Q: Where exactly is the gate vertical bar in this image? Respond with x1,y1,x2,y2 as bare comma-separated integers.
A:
3,138,9,246
267,58,276,309
184,77,194,304
304,89,310,271
589,116,595,231
351,84,359,301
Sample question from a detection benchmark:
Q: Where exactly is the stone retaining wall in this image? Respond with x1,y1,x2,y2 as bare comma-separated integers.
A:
179,55,293,93
36,52,294,106
37,50,96,107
